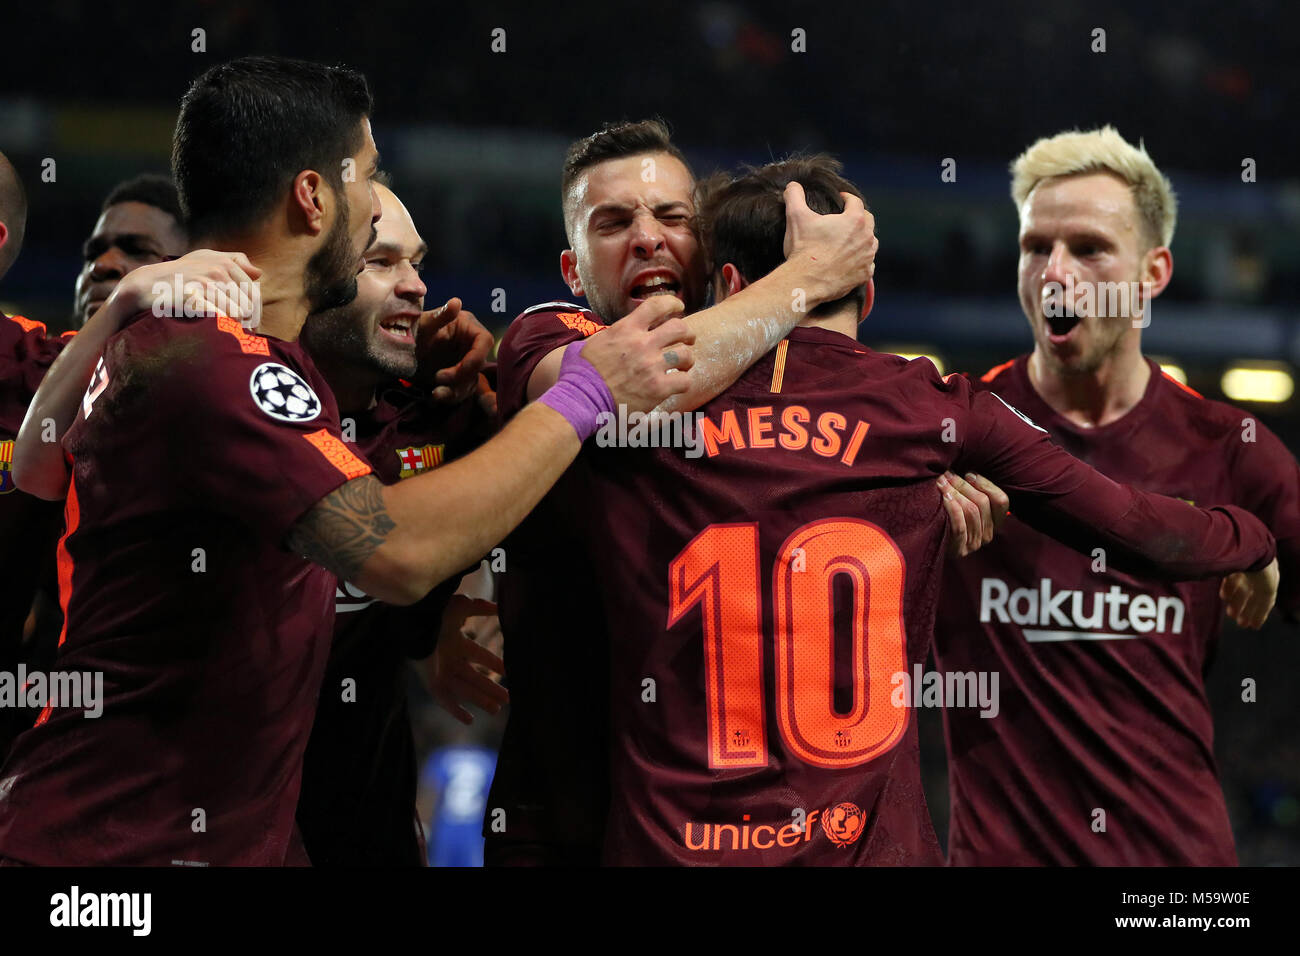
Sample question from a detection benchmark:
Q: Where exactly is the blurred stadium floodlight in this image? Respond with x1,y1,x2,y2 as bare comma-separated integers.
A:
1149,356,1188,385
1221,361,1295,404
880,345,946,376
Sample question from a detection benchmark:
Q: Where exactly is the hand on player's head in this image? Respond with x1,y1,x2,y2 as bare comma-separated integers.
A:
781,182,877,302
582,293,695,414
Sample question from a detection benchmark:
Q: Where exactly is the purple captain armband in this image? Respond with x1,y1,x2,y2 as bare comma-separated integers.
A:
535,339,615,441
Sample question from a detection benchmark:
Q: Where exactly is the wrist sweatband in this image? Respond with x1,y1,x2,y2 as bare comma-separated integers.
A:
536,340,615,442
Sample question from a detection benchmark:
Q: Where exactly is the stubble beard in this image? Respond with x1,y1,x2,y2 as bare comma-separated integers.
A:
306,191,368,315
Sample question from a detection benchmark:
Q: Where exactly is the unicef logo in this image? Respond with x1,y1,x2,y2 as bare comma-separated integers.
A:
249,363,321,423
821,801,866,848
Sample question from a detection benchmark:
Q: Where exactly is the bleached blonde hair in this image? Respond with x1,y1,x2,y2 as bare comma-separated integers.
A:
1011,126,1178,248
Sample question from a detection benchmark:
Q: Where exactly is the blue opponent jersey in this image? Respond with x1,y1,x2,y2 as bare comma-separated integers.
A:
424,746,497,867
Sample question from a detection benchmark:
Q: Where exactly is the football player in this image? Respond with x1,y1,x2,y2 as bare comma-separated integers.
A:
487,120,882,865
73,174,188,328
580,154,1276,864
0,57,692,866
0,149,66,759
294,181,503,865
1,165,189,757
933,127,1300,865
485,121,1016,865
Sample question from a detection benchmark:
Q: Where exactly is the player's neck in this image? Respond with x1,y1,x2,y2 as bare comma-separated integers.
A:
192,232,312,342
1026,344,1151,428
800,309,858,340
314,358,379,415
328,380,378,416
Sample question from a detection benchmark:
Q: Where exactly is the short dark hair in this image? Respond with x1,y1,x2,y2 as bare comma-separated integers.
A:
172,56,373,239
103,174,185,227
697,154,866,318
561,118,691,208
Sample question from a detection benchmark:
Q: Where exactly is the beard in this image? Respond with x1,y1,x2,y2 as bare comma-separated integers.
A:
584,272,646,326
577,274,624,324
578,260,704,324
301,300,419,383
306,191,371,315
1042,297,1139,378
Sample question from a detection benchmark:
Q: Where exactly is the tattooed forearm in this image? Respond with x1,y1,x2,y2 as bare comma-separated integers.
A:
285,474,397,580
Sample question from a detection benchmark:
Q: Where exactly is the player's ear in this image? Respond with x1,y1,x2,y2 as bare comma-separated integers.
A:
0,221,8,254
711,271,727,303
722,263,747,298
859,278,875,323
1141,245,1173,300
560,249,584,297
291,170,328,236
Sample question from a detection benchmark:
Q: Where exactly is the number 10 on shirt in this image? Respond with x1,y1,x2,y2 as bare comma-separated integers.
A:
668,519,909,770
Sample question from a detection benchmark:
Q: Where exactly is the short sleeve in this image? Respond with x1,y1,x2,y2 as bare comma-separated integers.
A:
496,304,605,422
150,318,371,544
0,313,74,436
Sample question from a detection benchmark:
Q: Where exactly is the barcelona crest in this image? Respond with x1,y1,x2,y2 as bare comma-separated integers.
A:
0,440,15,495
396,443,445,479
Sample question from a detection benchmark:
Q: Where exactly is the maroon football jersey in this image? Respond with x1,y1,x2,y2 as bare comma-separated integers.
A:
486,302,611,864
0,312,73,432
934,355,1300,866
0,311,371,866
0,314,73,756
577,328,1273,866
297,382,493,866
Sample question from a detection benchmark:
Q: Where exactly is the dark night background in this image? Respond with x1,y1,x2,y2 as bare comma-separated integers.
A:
2,0,1297,863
